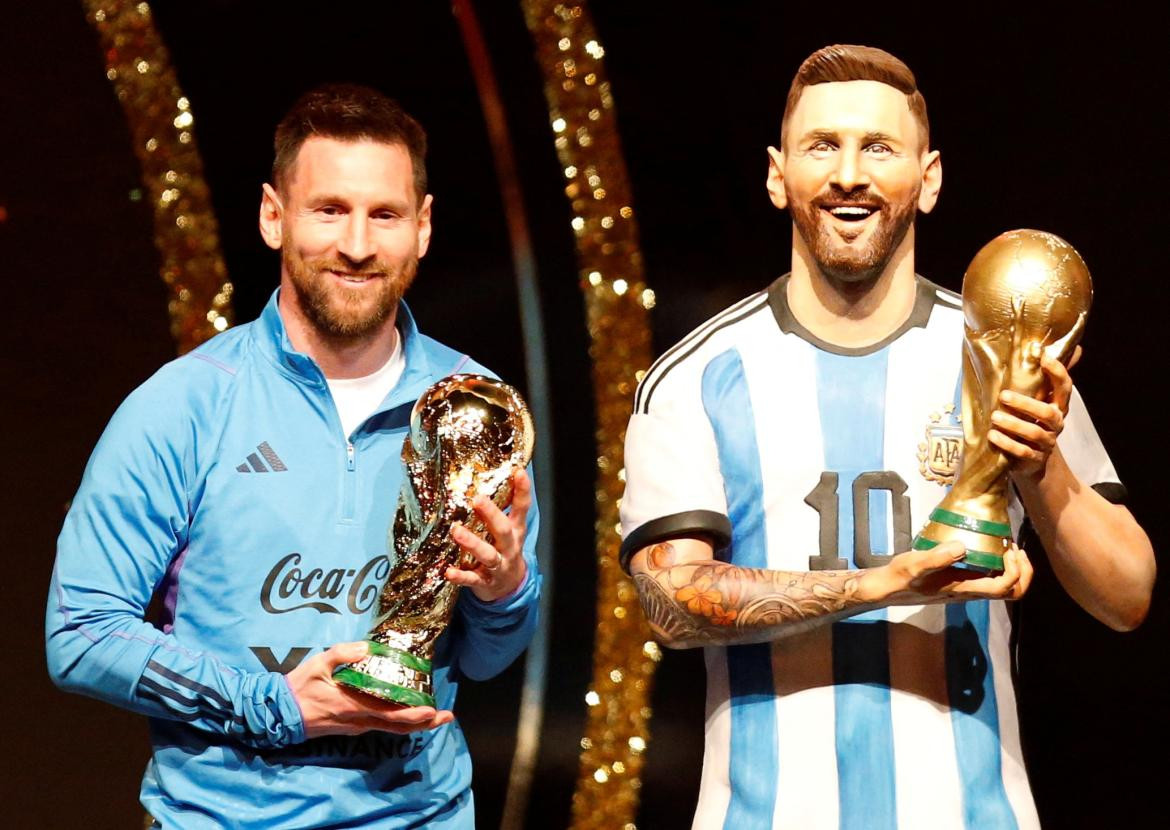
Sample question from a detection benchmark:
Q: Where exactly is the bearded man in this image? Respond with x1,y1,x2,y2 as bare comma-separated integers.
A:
47,84,541,829
620,45,1154,829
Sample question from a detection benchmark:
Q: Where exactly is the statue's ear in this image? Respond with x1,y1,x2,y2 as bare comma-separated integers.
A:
765,146,787,210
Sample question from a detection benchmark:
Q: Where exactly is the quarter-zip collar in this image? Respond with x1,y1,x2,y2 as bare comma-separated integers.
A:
254,288,440,410
256,289,324,385
256,287,451,430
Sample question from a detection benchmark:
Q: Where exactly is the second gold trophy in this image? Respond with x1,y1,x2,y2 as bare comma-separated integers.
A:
913,230,1091,573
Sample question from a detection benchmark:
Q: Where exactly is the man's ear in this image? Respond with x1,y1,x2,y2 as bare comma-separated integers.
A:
416,194,433,259
259,183,283,250
765,146,787,210
918,150,942,214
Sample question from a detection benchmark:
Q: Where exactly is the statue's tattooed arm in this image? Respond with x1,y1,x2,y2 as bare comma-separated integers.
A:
631,540,874,648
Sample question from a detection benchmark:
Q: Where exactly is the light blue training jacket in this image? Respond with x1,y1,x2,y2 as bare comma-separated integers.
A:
47,290,541,828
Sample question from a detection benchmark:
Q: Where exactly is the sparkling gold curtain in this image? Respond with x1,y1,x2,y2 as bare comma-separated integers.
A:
84,0,233,353
521,4,659,828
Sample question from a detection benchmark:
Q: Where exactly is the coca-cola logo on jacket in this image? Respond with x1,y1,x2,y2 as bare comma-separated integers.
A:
260,552,390,615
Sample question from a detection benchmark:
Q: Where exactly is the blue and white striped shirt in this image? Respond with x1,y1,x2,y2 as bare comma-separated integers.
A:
620,275,1119,830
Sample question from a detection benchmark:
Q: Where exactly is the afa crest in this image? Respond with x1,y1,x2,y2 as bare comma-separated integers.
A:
918,403,963,485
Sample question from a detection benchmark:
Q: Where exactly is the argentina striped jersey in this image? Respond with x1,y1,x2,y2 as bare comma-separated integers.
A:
619,275,1121,830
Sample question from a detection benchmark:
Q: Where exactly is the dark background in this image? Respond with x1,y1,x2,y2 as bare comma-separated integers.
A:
2,2,1166,827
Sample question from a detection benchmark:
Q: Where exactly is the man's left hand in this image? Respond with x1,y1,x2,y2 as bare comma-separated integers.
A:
445,468,531,602
988,347,1079,480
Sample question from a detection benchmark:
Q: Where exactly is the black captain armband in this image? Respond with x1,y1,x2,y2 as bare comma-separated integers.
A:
618,510,732,574
1092,482,1127,504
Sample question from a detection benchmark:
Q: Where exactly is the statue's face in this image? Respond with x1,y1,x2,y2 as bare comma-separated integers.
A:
778,80,933,284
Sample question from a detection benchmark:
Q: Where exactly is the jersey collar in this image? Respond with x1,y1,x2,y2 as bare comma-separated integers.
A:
767,273,942,356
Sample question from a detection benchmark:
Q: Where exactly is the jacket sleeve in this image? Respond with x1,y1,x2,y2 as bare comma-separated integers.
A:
451,478,542,681
45,372,306,748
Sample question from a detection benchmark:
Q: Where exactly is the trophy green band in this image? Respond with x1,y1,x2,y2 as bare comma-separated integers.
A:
913,538,1007,574
334,642,436,707
912,229,1091,573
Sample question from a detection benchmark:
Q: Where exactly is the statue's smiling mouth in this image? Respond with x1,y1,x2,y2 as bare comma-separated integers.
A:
825,205,876,222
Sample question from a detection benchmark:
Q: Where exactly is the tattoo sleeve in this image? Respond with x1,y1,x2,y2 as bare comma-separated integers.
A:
633,541,872,648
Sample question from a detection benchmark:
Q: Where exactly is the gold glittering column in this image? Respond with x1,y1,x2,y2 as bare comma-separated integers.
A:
520,3,659,828
84,0,233,352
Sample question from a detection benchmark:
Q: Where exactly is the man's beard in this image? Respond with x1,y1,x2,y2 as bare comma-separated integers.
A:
283,247,417,341
789,184,918,285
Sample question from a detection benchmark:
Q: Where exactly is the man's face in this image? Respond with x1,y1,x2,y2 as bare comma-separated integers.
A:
267,136,432,340
771,80,938,284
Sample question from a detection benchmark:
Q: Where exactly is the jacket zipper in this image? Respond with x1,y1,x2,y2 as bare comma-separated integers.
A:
342,440,356,521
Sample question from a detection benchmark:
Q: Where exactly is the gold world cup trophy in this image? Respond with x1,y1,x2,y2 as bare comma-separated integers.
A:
334,374,534,706
912,230,1092,573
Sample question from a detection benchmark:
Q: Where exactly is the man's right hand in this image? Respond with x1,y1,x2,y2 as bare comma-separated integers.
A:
286,641,455,739
859,540,1033,606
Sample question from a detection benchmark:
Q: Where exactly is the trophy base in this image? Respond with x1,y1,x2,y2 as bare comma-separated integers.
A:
913,508,1010,575
333,640,436,708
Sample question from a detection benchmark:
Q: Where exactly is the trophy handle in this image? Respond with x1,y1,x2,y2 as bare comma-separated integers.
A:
1045,310,1087,367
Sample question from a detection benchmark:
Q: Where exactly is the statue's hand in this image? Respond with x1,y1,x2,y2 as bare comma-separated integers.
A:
870,542,1033,605
989,349,1075,481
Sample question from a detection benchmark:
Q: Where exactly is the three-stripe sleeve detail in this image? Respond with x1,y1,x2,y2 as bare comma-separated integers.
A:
636,293,768,414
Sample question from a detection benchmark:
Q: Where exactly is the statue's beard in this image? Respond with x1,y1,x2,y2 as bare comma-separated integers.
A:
789,184,918,285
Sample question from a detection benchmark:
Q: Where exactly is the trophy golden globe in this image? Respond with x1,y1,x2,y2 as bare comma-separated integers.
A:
912,230,1091,573
334,374,534,706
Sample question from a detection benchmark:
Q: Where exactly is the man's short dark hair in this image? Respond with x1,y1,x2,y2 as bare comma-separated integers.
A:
781,45,929,152
272,83,428,204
